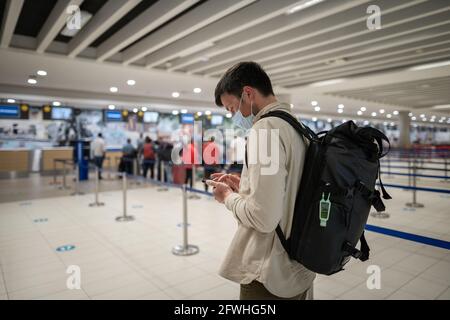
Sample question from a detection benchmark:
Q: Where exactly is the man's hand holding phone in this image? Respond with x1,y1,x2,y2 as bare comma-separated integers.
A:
210,173,240,192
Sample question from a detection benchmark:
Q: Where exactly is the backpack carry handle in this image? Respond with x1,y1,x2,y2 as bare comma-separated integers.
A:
357,127,391,159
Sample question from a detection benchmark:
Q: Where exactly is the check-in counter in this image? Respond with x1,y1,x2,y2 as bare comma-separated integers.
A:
105,150,123,169
41,147,73,172
0,149,29,172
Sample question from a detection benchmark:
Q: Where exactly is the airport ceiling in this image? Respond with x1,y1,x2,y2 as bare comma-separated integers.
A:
0,0,449,119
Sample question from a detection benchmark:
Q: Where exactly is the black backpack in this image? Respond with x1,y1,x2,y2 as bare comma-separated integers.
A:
249,111,392,275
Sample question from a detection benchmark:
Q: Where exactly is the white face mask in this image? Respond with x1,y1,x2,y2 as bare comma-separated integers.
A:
232,92,254,130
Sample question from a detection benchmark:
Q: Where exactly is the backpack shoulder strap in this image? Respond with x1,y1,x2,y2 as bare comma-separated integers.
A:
260,110,317,141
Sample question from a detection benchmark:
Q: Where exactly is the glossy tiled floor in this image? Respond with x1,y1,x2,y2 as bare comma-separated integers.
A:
0,173,449,300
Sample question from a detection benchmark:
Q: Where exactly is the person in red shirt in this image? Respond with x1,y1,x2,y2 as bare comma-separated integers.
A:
142,137,155,179
203,136,221,192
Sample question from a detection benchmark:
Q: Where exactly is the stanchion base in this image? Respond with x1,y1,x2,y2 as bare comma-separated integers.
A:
157,187,169,192
188,193,201,200
405,203,424,208
115,215,135,222
172,244,199,256
370,211,390,219
70,192,85,196
89,202,105,207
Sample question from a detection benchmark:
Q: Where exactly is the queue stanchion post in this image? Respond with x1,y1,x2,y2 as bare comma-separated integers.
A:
106,157,112,180
89,166,104,207
188,165,200,200
71,163,84,196
58,160,70,190
442,157,449,183
157,160,168,192
116,173,134,222
49,159,61,185
172,184,199,256
406,164,424,208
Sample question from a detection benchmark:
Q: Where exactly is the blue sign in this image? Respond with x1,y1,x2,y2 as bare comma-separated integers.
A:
56,245,76,252
0,105,19,118
181,113,195,124
105,110,122,121
33,218,48,223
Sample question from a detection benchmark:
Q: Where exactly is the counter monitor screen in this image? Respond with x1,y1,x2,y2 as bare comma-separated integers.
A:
181,113,195,124
211,115,223,126
143,111,159,123
0,105,19,118
105,110,123,121
51,107,73,120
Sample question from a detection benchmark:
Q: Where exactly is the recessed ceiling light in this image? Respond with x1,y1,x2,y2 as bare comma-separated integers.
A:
110,87,118,93
408,113,413,117
193,88,202,93
364,120,369,125
314,106,320,112
420,114,425,118
357,111,363,116
197,112,203,116
7,99,15,103
226,113,232,118
311,101,318,106
310,78,344,87
411,117,417,120
127,80,136,86
287,0,324,14
393,111,399,115
410,60,450,71
338,104,345,109
205,110,211,116
386,114,392,119
27,77,37,85
52,101,61,107
371,112,377,117
133,108,138,113
360,107,366,112
338,109,343,114
390,122,395,126
172,110,179,115
37,70,47,76
141,107,148,112
181,109,187,114
108,105,116,110
312,117,317,121
327,118,332,123
172,92,180,98
290,104,294,109
379,109,385,114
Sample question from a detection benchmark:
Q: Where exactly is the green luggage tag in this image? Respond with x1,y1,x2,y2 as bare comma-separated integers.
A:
319,192,331,227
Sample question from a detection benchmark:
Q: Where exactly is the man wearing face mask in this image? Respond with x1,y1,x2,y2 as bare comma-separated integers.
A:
207,62,315,300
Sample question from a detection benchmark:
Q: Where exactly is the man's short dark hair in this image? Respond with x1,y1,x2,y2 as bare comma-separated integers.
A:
214,61,274,106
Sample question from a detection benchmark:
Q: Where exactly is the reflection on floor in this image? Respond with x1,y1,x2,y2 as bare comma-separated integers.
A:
0,175,449,300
